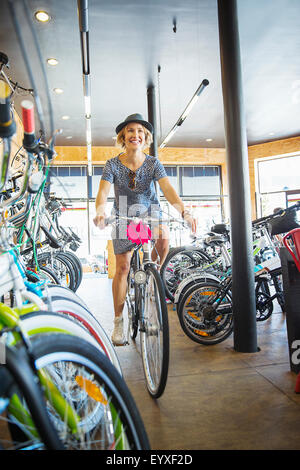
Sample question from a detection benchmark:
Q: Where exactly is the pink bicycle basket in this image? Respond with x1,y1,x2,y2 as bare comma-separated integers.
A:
127,221,152,245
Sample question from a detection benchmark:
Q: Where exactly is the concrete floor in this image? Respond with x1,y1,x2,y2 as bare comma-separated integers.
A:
77,274,300,450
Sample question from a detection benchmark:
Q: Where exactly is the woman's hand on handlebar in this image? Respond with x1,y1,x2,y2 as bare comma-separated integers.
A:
183,213,197,234
93,213,107,230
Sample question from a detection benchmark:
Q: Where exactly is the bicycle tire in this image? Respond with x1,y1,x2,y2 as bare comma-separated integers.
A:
54,252,78,291
255,278,273,321
40,293,122,374
16,310,107,353
1,346,64,450
255,292,273,321
44,284,89,309
177,280,234,345
59,251,83,291
27,333,150,450
65,250,83,289
127,261,139,340
160,246,212,302
37,252,76,291
140,264,169,399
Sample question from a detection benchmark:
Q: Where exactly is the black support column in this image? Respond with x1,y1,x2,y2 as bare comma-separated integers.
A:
217,0,257,352
147,84,158,159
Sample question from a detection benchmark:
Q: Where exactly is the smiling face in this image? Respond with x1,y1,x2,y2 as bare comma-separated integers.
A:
123,122,146,151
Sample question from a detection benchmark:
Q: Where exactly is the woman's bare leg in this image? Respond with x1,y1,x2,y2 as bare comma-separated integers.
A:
151,224,169,267
112,251,132,318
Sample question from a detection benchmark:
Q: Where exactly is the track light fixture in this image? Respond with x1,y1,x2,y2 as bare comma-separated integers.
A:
77,0,93,175
160,79,209,148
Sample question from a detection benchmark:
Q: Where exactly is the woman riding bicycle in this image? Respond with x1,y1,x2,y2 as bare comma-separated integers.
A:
93,113,196,345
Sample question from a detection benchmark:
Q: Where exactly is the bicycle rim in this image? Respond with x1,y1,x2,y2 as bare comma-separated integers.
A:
140,265,169,398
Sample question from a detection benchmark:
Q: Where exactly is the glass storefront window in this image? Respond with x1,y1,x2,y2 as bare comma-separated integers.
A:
258,155,300,193
48,166,87,199
179,166,221,197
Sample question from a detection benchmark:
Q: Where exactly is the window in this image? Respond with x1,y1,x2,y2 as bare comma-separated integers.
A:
258,155,300,193
256,155,300,216
48,163,224,258
48,166,87,199
179,166,221,197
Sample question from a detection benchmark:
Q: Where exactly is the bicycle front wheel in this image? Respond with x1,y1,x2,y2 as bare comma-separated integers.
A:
26,334,150,450
140,264,169,399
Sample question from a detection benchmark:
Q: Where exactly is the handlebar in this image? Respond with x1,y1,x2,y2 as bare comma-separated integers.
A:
252,201,300,226
104,214,183,227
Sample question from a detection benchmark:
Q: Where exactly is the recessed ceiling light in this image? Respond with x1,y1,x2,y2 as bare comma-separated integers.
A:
206,138,213,142
66,136,73,139
61,115,70,120
47,58,58,66
35,11,50,22
53,88,64,94
269,132,275,136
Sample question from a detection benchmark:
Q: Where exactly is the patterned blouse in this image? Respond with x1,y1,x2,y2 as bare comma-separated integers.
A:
101,153,167,254
101,153,167,217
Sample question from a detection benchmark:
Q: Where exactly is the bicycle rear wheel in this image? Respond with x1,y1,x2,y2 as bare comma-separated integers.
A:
177,280,234,345
140,264,169,399
28,333,150,450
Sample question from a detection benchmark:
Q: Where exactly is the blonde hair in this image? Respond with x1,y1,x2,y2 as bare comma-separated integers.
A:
116,124,153,150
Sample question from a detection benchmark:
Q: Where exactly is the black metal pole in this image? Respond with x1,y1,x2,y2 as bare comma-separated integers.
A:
147,85,158,159
217,0,258,352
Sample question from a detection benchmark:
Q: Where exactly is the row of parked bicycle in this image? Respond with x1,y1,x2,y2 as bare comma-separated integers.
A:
0,54,151,449
159,201,300,345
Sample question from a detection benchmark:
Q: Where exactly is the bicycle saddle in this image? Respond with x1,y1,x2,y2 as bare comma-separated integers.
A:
40,225,62,249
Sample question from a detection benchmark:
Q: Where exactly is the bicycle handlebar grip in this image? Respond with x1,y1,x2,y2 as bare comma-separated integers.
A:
0,80,16,138
21,100,36,150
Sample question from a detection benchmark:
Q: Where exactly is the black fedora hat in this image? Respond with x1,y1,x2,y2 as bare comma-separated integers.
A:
115,113,153,135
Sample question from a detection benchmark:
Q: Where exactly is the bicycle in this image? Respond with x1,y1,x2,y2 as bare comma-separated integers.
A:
106,214,170,399
175,203,300,345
